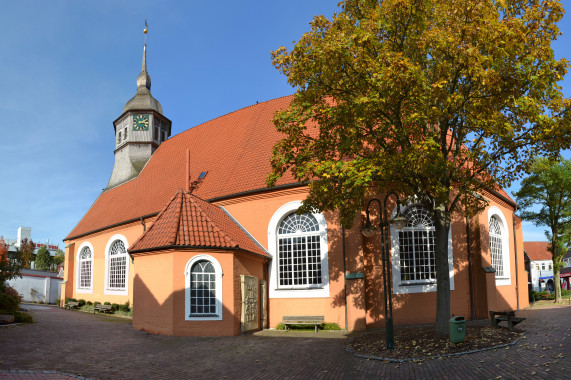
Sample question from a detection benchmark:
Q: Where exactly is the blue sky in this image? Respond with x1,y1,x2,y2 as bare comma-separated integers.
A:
0,1,569,247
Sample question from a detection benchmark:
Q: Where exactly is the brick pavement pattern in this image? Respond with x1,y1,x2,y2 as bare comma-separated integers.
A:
0,304,569,379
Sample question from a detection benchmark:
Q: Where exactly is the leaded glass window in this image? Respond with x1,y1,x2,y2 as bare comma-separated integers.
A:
398,206,436,282
489,215,504,278
190,260,217,316
79,247,92,289
108,240,127,290
277,213,322,287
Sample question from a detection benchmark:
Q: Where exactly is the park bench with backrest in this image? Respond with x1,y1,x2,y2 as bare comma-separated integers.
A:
94,304,113,314
282,316,324,333
65,301,80,310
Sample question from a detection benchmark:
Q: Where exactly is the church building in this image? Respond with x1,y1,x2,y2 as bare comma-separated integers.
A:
61,40,529,336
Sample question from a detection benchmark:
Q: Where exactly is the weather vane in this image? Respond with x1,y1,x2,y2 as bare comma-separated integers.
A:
144,19,149,45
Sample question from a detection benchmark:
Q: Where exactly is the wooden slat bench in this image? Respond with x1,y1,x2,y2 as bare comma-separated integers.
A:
94,304,113,314
282,316,324,333
65,301,80,310
490,311,525,331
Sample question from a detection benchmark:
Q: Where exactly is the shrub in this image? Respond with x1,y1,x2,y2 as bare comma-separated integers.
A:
86,301,93,306
13,311,33,323
323,323,342,330
65,297,77,304
111,303,119,311
94,301,101,306
119,301,130,312
78,299,86,307
104,302,111,305
276,323,285,330
0,286,22,313
562,289,571,298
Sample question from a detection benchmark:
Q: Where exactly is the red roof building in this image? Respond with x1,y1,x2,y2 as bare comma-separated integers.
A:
61,42,529,336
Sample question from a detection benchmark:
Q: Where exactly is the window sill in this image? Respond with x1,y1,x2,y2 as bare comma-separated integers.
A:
275,286,324,291
399,281,436,287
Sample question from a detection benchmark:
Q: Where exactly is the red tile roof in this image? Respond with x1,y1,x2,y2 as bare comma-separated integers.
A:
66,96,297,240
129,189,268,257
524,241,552,261
66,94,518,241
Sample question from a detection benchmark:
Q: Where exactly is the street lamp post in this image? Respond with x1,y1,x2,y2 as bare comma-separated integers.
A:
361,192,408,351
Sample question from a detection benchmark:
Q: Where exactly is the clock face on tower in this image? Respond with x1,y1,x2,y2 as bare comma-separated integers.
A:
132,114,150,131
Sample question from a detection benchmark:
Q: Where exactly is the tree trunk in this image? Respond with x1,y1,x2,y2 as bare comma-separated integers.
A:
434,205,451,336
554,267,562,303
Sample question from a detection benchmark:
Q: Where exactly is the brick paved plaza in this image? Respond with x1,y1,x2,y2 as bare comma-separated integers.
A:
1,304,569,379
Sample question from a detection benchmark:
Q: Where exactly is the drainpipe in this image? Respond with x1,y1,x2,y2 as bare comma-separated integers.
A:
342,226,348,331
513,213,520,310
465,215,475,320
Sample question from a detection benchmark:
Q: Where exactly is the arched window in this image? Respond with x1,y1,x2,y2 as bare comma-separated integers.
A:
488,207,511,285
76,242,94,293
79,246,93,290
190,260,216,316
398,205,436,282
185,255,222,321
277,213,322,287
107,239,128,291
390,204,454,294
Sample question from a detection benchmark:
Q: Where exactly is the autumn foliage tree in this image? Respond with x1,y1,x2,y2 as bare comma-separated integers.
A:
17,238,35,269
0,236,22,292
268,0,571,334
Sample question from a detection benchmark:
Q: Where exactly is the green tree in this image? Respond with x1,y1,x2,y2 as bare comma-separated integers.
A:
34,246,53,271
514,157,571,303
268,0,571,334
17,238,35,269
52,249,64,270
0,236,22,292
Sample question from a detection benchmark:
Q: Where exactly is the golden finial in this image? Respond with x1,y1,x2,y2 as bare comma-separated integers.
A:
143,19,149,45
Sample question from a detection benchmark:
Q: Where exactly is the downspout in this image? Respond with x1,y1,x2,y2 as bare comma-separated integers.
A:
140,217,146,232
465,215,475,320
342,226,348,331
513,213,520,310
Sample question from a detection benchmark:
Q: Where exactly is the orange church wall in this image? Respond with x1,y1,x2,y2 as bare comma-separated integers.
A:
62,218,154,306
218,188,349,329
132,251,174,335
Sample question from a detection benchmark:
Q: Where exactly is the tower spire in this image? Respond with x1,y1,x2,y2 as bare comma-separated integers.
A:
137,20,151,91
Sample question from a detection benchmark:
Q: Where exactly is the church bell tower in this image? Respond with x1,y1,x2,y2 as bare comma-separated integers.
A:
106,25,172,190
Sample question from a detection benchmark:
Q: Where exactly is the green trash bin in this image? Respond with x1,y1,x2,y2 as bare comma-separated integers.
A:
449,316,466,344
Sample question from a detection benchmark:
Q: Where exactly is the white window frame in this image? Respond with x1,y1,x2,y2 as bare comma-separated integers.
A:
488,206,511,286
390,205,455,294
267,201,329,299
104,234,130,296
184,254,223,321
75,242,94,293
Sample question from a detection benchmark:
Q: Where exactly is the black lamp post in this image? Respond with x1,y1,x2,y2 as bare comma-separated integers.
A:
361,192,408,351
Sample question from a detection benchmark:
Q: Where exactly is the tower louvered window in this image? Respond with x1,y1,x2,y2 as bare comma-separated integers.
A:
398,205,436,282
79,247,92,289
108,240,127,290
277,213,322,287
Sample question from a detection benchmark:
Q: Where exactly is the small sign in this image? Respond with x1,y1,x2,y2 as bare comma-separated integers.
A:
345,272,365,280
